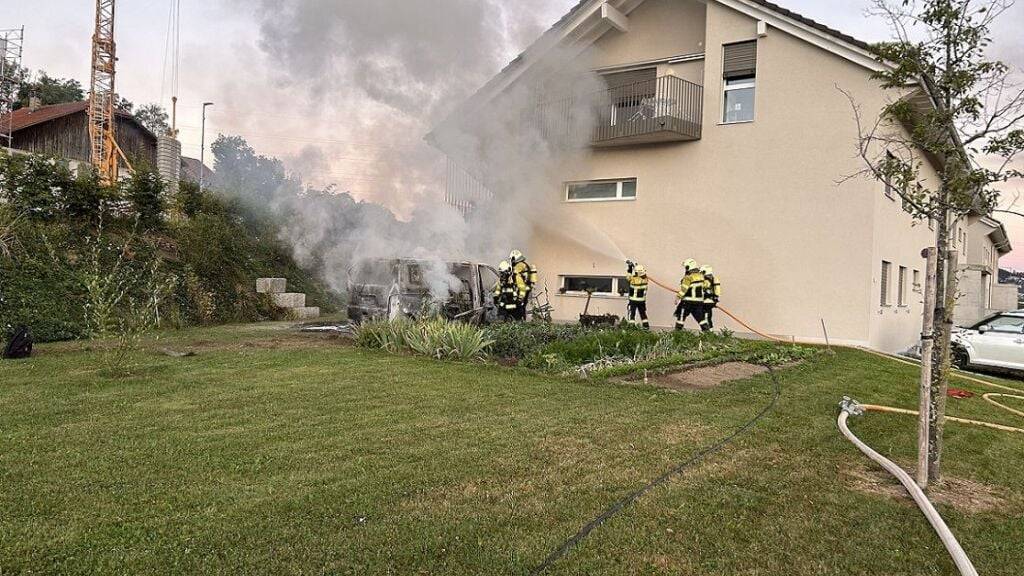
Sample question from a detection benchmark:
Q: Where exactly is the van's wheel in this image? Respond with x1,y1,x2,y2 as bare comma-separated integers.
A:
951,345,970,370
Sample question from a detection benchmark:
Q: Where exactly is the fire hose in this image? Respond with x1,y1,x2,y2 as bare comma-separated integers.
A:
836,352,1024,576
859,347,1024,432
647,276,790,343
838,398,979,576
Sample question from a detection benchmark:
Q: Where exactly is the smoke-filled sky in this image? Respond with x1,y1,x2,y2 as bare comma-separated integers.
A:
6,0,1024,266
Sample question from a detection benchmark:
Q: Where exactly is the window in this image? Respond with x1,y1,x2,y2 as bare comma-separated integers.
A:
975,314,1024,333
722,41,757,123
560,275,629,297
898,266,908,306
603,68,657,127
566,178,637,202
913,269,921,293
880,261,892,306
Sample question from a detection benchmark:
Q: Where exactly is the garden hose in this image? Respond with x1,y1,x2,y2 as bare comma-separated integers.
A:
529,366,781,575
838,398,979,576
646,276,789,343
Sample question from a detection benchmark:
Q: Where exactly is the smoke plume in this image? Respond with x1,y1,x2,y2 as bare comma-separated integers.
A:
230,0,610,298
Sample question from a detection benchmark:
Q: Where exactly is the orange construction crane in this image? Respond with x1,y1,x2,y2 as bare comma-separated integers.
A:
88,0,120,184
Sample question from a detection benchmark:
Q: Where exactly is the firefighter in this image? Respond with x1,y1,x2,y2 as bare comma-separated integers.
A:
625,260,650,329
674,259,710,332
510,249,538,319
701,265,721,330
494,260,526,321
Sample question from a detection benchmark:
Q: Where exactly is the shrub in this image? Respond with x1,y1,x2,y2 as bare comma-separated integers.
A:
483,322,594,359
356,318,493,361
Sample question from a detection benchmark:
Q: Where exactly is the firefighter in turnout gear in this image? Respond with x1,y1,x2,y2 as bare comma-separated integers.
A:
625,260,650,329
701,265,721,330
494,260,527,321
674,259,710,332
509,249,538,320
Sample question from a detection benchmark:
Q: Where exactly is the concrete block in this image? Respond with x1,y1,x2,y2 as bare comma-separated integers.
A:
271,292,306,308
288,307,320,320
256,278,287,294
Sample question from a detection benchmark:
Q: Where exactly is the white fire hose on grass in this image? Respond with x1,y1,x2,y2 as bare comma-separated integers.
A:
838,397,979,576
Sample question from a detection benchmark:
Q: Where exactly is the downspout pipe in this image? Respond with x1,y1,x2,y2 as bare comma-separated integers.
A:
838,398,978,576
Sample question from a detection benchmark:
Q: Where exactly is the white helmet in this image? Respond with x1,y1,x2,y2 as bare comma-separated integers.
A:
701,265,713,275
509,249,524,264
498,260,512,273
683,259,697,271
634,264,647,276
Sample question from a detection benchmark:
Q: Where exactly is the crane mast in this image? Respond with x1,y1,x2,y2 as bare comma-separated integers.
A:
88,0,118,184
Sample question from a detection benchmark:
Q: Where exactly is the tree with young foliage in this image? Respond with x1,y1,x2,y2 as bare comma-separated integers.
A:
14,70,85,109
133,103,170,136
847,0,1024,483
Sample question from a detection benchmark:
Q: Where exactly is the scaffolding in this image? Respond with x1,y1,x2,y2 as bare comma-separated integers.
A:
0,27,24,152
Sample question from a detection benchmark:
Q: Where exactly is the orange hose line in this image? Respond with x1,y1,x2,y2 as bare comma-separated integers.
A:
647,276,790,343
860,404,1024,434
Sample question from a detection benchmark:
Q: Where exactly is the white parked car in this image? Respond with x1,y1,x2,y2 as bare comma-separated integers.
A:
951,311,1024,374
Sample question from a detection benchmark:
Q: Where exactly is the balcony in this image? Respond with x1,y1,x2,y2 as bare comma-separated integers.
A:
530,75,703,148
592,75,703,146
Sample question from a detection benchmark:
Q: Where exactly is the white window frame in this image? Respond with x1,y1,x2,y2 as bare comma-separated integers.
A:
565,178,638,203
559,275,629,298
913,269,922,294
722,76,756,125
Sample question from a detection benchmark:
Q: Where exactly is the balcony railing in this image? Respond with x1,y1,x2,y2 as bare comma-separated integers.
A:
528,75,703,148
593,75,703,145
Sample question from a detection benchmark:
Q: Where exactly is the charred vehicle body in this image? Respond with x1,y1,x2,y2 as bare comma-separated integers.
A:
347,259,500,324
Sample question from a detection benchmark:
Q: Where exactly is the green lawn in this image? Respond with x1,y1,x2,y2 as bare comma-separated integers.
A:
2,323,1022,575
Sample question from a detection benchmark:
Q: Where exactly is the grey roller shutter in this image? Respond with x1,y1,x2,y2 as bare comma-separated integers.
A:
602,67,656,89
723,41,757,78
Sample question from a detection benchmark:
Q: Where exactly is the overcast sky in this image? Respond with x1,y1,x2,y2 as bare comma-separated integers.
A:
5,0,1024,267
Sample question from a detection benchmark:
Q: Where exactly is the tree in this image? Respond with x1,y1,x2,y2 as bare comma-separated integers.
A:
124,170,167,230
15,71,85,109
133,103,170,136
848,0,1024,483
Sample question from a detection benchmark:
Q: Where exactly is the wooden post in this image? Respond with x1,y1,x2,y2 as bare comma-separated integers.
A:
917,247,938,489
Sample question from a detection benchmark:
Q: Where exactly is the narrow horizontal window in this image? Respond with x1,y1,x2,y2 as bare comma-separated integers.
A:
566,178,638,202
560,275,629,297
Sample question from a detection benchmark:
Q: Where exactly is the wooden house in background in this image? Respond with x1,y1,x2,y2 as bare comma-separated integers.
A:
0,100,157,170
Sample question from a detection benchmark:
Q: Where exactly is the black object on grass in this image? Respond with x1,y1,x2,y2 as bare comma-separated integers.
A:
3,325,33,360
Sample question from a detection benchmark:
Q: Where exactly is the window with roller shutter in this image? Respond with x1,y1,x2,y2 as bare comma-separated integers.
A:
722,41,757,123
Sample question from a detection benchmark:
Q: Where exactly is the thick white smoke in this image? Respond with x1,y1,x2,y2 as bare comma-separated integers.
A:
236,0,609,298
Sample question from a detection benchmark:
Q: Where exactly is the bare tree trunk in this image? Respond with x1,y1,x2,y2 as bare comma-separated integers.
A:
928,205,950,484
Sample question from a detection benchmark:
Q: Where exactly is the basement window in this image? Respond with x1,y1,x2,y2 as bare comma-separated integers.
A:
560,275,629,297
566,178,637,202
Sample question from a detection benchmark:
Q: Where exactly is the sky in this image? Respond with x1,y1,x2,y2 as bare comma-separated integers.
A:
5,0,1024,267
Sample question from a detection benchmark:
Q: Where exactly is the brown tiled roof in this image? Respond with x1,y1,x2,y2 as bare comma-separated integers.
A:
0,101,156,139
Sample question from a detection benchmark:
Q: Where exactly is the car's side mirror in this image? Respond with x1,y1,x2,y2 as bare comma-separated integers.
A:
978,325,991,334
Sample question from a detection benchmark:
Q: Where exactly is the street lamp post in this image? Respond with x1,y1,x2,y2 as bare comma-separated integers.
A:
199,101,214,193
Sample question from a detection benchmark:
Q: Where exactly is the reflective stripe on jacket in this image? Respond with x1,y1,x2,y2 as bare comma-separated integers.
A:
628,274,648,302
678,271,706,302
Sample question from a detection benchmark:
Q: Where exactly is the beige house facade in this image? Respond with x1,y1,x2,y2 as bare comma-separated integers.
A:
435,0,1016,352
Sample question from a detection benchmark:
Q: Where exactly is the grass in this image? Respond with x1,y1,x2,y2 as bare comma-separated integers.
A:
1,322,1023,575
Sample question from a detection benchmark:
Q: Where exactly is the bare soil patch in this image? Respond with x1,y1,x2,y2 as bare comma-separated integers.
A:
842,464,1016,515
646,362,770,391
